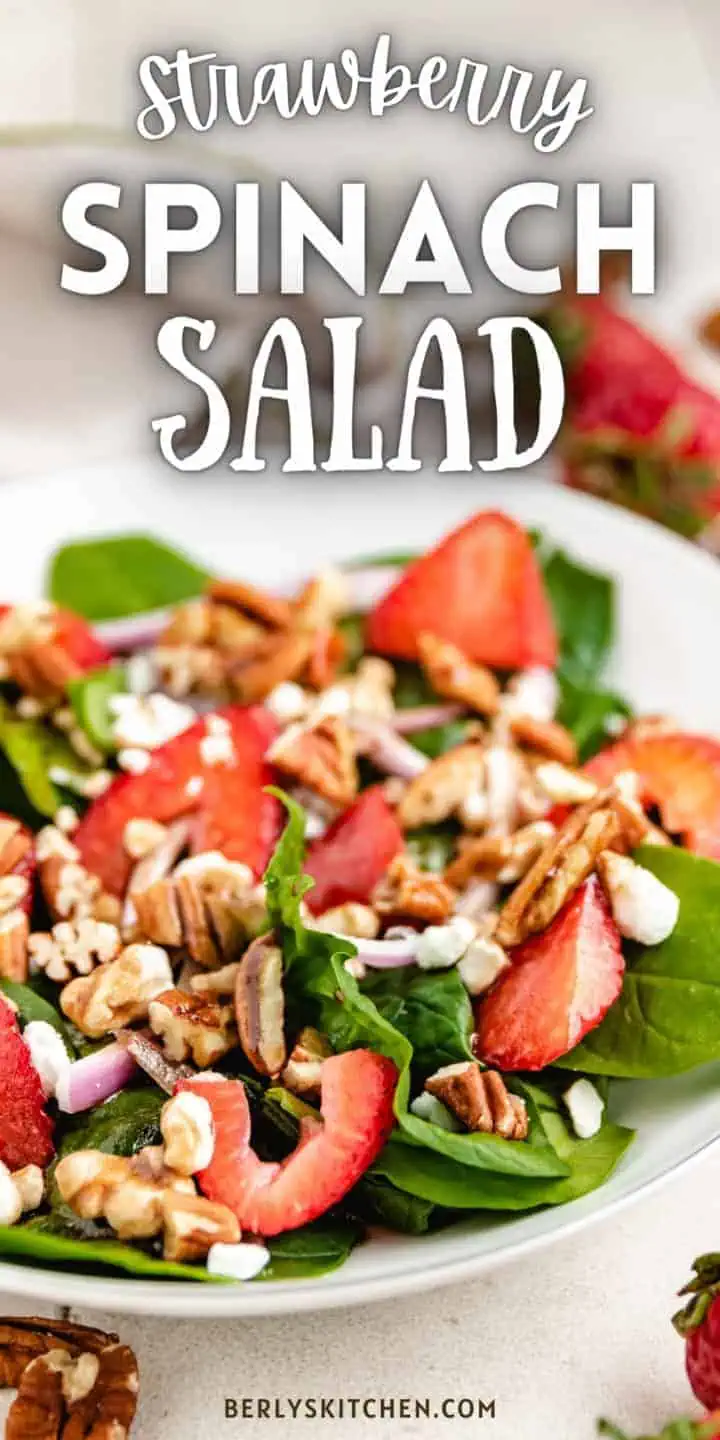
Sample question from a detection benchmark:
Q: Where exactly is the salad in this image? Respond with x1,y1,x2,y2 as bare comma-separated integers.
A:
0,509,718,1286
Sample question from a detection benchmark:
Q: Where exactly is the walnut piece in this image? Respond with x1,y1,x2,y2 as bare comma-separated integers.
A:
268,715,358,809
160,1092,215,1176
281,1027,333,1099
0,1316,115,1388
162,1190,240,1263
1,1324,139,1440
149,987,238,1068
397,743,486,830
418,633,499,715
60,944,173,1037
372,854,455,926
425,1062,528,1140
29,918,121,983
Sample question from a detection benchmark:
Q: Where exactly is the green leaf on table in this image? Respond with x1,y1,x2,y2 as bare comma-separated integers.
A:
259,1218,362,1281
68,664,127,753
0,979,75,1053
0,699,90,818
0,1217,224,1283
47,534,211,621
560,847,720,1079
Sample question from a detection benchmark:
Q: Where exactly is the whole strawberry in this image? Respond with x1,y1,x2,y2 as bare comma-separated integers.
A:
598,1415,720,1439
674,1257,720,1410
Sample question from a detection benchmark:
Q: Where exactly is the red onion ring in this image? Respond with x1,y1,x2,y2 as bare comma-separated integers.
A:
54,1042,137,1114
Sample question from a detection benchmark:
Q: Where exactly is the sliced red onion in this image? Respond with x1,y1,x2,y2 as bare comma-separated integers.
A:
393,704,466,734
351,934,419,969
55,1042,137,1114
349,716,428,779
96,610,172,654
116,1029,194,1093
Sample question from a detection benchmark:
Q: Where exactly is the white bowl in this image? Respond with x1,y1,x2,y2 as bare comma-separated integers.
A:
1,461,719,1316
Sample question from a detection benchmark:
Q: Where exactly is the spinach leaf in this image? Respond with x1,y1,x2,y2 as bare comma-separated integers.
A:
556,677,632,763
48,534,210,621
56,1087,164,1160
345,1172,438,1235
0,980,75,1053
392,662,435,710
409,721,470,760
0,700,89,818
265,795,568,1189
560,847,720,1078
68,664,126,753
521,1082,635,1203
259,1219,362,1281
538,545,615,687
0,1218,223,1283
362,966,473,1076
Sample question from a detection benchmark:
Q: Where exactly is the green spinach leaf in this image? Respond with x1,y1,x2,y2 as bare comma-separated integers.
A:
48,534,211,621
259,1219,362,1281
68,664,127,753
0,1218,223,1283
56,1087,164,1160
0,700,89,818
362,966,473,1076
560,847,720,1078
405,824,458,873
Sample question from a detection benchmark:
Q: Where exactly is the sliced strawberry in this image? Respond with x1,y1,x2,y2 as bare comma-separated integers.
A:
474,875,624,1071
0,813,35,914
0,1022,54,1169
75,705,281,896
365,512,557,671
304,787,404,915
587,732,720,861
180,1049,397,1236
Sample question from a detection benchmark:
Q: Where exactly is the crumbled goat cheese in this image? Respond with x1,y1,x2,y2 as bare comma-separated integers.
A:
206,1242,271,1281
109,693,195,751
563,1079,605,1140
504,667,559,723
0,1163,21,1227
409,1091,462,1132
600,852,680,946
457,936,511,996
23,1020,71,1099
415,915,476,970
265,682,309,724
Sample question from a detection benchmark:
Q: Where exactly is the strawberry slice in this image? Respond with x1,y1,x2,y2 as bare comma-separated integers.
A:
587,732,720,861
304,787,404,915
365,512,557,671
75,705,281,896
0,813,35,914
180,1049,397,1236
0,1019,54,1169
474,875,624,1071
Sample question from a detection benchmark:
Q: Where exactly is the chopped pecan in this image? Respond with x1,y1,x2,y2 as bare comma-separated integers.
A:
190,960,242,997
510,714,578,766
282,1027,333,1099
37,849,118,925
209,576,294,631
234,934,286,1077
227,630,315,703
60,944,173,1037
445,820,555,889
495,788,643,947
0,909,29,981
293,569,349,630
310,902,380,939
425,1062,528,1139
149,988,238,1068
372,854,455,926
133,856,263,967
29,919,121,983
268,716,358,809
418,633,499,715
397,743,486,830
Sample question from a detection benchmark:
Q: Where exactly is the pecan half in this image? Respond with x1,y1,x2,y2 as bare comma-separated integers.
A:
268,716,358,809
418,633,499,715
227,631,315,703
133,856,263,968
281,1026,332,1099
235,934,286,1077
209,577,294,631
372,854,455,926
495,788,645,947
0,909,29,981
397,743,486,830
425,1062,528,1139
445,820,555,889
